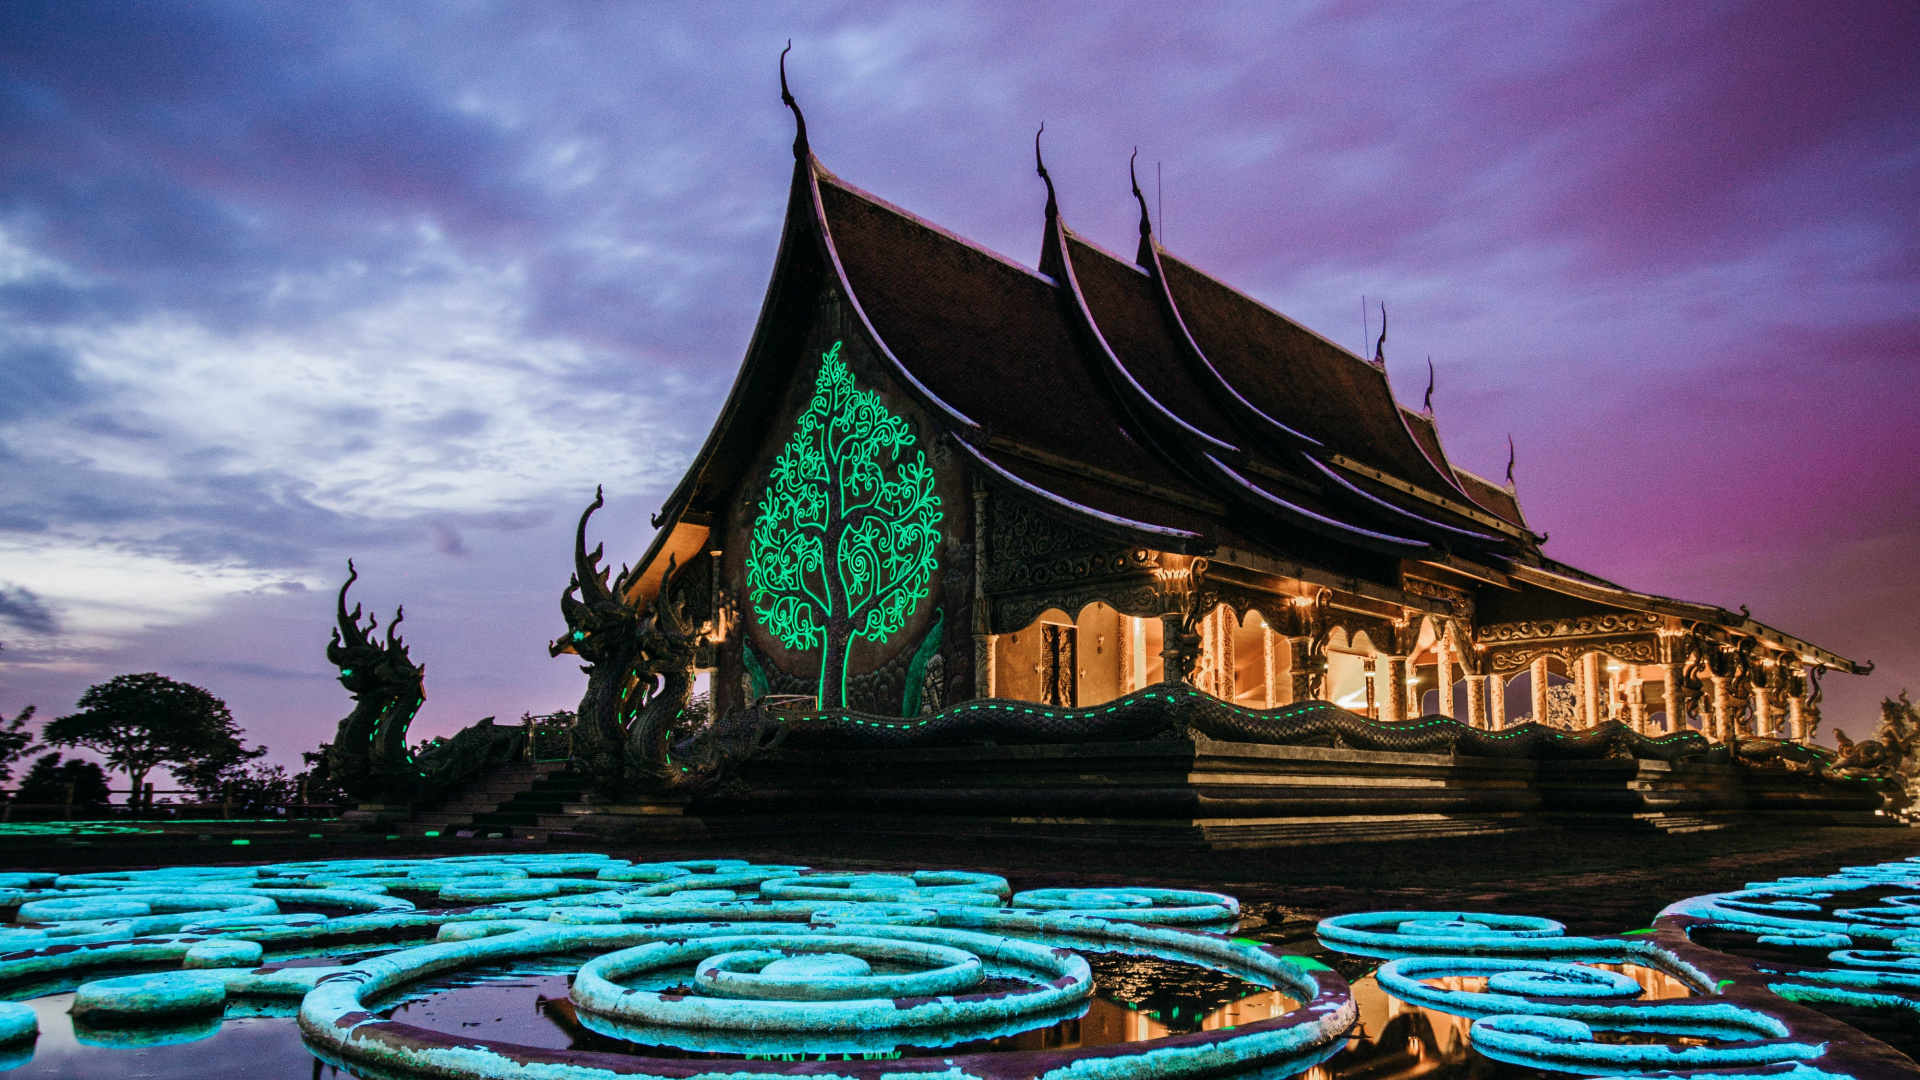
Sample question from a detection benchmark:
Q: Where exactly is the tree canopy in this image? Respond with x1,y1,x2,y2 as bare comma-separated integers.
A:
0,706,38,786
15,753,110,808
43,673,261,796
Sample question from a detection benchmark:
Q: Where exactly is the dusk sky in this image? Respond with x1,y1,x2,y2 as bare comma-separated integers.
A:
1,1,1915,772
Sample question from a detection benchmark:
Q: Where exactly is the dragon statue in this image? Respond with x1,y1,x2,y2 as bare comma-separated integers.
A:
553,490,780,802
325,562,521,806
1825,692,1920,813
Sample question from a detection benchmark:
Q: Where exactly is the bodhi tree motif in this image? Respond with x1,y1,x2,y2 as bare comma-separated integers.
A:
747,341,942,709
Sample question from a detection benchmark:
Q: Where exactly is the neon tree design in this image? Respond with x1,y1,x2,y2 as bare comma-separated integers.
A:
747,341,942,709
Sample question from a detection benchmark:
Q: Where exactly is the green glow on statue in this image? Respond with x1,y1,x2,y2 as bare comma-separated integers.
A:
746,341,942,709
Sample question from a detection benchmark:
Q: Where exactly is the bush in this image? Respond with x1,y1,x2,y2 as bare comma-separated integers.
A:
14,753,111,809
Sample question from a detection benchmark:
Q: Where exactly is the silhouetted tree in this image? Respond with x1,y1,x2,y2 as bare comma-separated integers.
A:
0,706,38,786
15,753,110,809
44,673,261,797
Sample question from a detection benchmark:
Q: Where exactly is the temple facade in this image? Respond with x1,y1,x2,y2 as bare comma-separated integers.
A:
619,109,1862,749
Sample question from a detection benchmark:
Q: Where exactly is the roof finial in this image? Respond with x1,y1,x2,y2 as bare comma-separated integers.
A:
1034,123,1057,219
1372,302,1387,364
1423,356,1434,412
779,40,809,161
1505,435,1516,487
1129,147,1152,238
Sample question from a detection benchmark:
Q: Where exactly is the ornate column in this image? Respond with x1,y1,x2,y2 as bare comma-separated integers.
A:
1285,637,1314,703
1710,676,1731,742
1530,657,1551,724
1580,653,1602,728
1788,692,1808,741
1752,686,1774,738
1489,673,1507,729
1214,608,1236,701
1465,673,1489,728
1380,655,1411,722
1434,635,1455,719
1160,612,1193,685
1569,657,1587,727
1261,626,1282,707
1625,666,1648,732
1662,664,1683,734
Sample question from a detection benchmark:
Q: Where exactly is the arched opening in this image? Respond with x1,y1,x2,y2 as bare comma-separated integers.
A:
993,603,1166,708
1325,629,1373,715
1503,658,1575,726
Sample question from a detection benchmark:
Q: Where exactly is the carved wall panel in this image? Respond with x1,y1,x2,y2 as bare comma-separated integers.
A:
991,578,1168,635
1486,636,1660,675
1478,612,1664,644
981,496,1158,596
1402,576,1475,625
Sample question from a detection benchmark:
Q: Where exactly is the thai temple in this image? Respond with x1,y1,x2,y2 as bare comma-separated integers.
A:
619,92,1862,749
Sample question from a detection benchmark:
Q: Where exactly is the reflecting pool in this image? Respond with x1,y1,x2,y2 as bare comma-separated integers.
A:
3,853,1916,1079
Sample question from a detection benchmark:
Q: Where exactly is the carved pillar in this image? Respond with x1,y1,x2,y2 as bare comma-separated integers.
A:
978,635,998,698
1489,673,1507,729
1379,655,1410,722
1465,673,1488,728
1285,637,1313,703
1530,657,1550,724
1214,608,1235,701
1710,676,1731,742
1580,653,1602,728
1752,686,1773,738
1434,636,1455,719
1661,665,1683,734
1160,613,1192,685
1262,626,1280,708
1625,666,1648,732
1569,657,1586,727
1788,693,1808,741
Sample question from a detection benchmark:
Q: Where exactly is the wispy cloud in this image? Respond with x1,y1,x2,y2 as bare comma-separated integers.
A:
0,0,1913,753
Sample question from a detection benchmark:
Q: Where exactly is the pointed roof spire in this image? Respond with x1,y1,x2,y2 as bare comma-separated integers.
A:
1034,122,1057,220
1372,301,1387,365
1505,434,1517,490
1423,356,1434,412
779,41,809,161
1129,147,1152,239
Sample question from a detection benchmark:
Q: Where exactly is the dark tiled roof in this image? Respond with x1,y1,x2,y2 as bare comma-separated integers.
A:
817,175,1195,500
1158,253,1468,499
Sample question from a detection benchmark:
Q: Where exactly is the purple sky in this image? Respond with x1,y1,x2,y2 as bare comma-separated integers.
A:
1,1,1915,773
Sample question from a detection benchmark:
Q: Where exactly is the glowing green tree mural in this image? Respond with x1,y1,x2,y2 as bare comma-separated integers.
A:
747,341,942,709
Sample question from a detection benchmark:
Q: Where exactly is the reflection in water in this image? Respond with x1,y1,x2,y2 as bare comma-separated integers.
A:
0,948,1695,1079
1311,963,1697,1080
377,951,1304,1060
2,992,329,1080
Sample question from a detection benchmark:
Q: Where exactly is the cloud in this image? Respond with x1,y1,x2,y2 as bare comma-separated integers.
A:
0,584,57,636
0,0,1913,752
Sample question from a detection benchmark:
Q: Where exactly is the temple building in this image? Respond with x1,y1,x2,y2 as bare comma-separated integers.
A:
622,104,1863,748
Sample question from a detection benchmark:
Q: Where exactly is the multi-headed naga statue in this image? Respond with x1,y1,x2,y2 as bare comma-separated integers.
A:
553,489,777,801
325,562,521,806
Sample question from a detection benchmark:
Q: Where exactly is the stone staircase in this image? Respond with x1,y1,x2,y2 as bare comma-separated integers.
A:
395,762,705,843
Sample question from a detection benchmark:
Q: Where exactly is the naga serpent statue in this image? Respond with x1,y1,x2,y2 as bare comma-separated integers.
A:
325,562,522,806
769,682,1722,761
553,490,780,802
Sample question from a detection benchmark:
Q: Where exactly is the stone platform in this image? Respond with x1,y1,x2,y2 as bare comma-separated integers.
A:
698,736,1891,849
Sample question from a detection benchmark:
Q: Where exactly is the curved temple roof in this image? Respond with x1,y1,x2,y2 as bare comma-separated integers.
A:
627,127,1863,675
